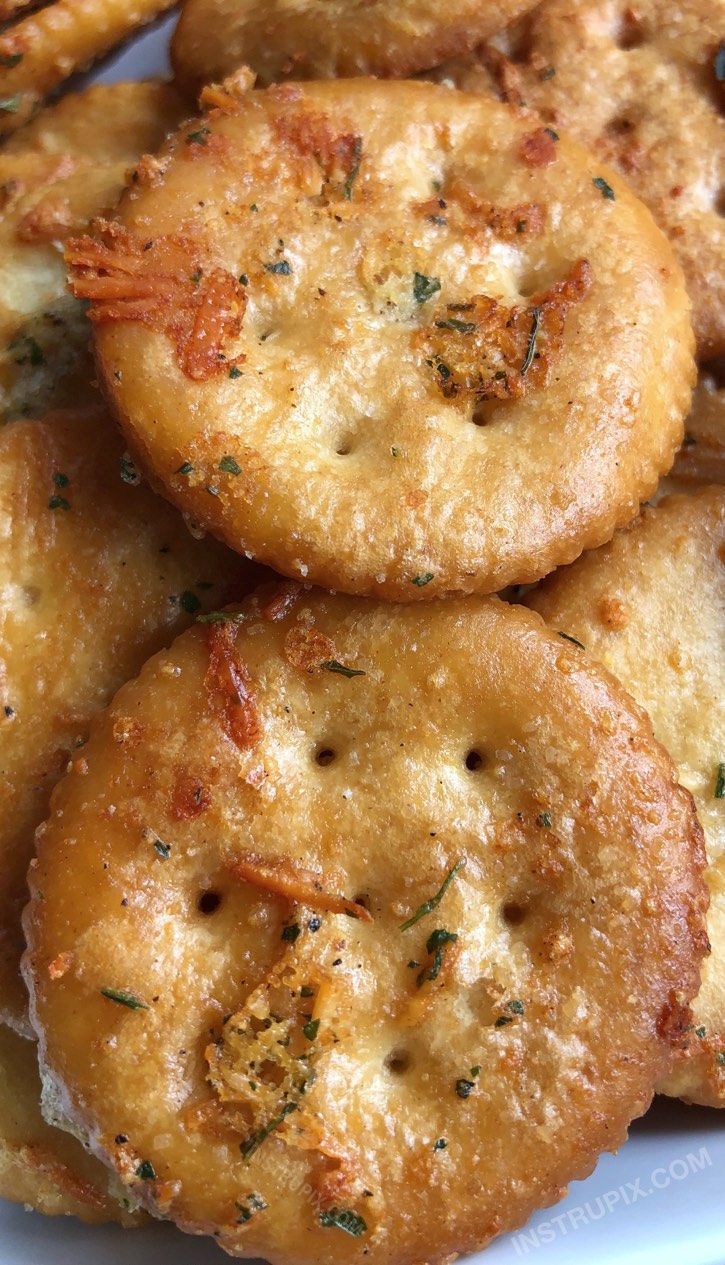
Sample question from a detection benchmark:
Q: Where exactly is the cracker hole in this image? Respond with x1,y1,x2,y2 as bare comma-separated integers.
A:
465,749,485,772
471,399,499,427
715,187,725,217
198,890,222,915
615,10,645,49
315,746,336,767
604,112,635,136
335,441,353,456
502,901,526,926
353,892,371,912
384,1048,412,1075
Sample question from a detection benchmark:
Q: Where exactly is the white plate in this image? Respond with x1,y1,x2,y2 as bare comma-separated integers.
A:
3,15,723,1263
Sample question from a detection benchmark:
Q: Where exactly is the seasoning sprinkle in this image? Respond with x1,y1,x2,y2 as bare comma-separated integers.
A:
319,1207,367,1237
536,811,552,828
135,1160,156,1181
240,1101,297,1161
400,858,466,930
342,137,363,201
558,630,585,650
411,572,434,587
302,1018,320,1041
321,659,366,679
593,176,615,200
715,762,725,799
413,272,441,305
196,609,242,625
219,456,242,475
417,928,458,987
100,987,148,1010
521,306,541,376
176,461,194,476
48,495,70,511
264,260,292,275
281,923,301,943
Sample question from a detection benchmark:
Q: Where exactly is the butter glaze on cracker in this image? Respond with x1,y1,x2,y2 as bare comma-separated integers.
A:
24,591,707,1262
527,487,725,1107
73,79,694,599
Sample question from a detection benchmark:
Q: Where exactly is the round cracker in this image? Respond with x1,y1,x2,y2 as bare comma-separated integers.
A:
0,1024,144,1224
0,81,185,420
69,78,694,600
434,0,725,359
527,487,725,1107
0,0,177,135
23,589,707,1261
0,405,252,1034
171,0,540,95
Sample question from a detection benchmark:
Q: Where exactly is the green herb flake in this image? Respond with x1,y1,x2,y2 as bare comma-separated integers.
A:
300,986,314,998
12,335,44,366
544,126,559,141
417,928,458,987
0,95,22,114
411,572,434,587
495,1015,513,1028
321,659,366,679
302,1018,320,1041
190,268,202,285
400,858,466,930
319,1207,367,1237
717,1052,725,1066
539,65,556,80
236,1193,268,1223
153,838,171,859
536,811,553,828
715,42,725,81
521,306,541,376
281,923,301,943
558,630,585,650
100,987,148,1010
391,446,401,457
413,272,441,305
196,609,242,625
52,472,69,488
119,453,140,485
219,455,242,475
433,1137,448,1151
135,1160,156,1181
48,495,70,511
695,1026,707,1038
435,317,475,333
342,137,363,201
715,762,725,799
264,259,292,275
229,365,243,378
470,1065,481,1077
240,1101,297,1160
180,590,201,615
593,176,615,201
176,461,194,476
506,999,524,1015
455,1078,475,1099
186,126,210,145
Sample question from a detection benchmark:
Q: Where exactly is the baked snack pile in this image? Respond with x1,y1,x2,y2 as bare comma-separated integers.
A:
22,592,707,1260
0,0,721,1257
68,78,692,598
